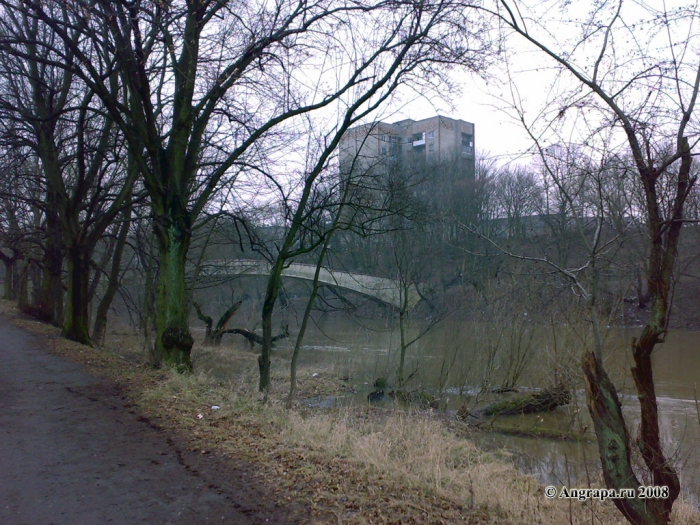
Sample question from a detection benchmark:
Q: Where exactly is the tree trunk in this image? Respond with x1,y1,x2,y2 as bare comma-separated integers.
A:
153,221,193,371
259,296,275,393
1,256,15,301
578,132,689,525
467,385,571,419
135,227,157,359
582,351,661,525
11,257,23,303
36,219,64,325
397,307,408,388
92,207,132,345
87,230,118,307
35,136,66,326
287,297,312,404
17,257,30,309
192,302,214,345
192,301,245,346
259,258,285,392
631,337,680,522
211,302,242,346
62,244,92,345
287,237,333,406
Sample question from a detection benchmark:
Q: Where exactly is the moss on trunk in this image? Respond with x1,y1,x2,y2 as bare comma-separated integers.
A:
154,221,193,372
468,385,571,418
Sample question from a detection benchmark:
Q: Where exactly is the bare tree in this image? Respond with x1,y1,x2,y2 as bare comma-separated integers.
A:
479,2,700,522
91,200,133,345
0,5,138,343
493,164,542,239
0,4,79,324
240,1,493,392
0,149,34,301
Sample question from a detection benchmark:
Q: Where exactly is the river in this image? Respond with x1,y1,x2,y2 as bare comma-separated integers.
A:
271,314,700,500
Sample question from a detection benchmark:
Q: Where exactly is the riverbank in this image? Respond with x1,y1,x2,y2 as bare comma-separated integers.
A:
2,300,697,524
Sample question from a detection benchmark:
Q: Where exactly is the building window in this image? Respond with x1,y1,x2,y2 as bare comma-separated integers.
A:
381,147,387,155
428,131,434,139
429,143,434,152
461,132,473,154
413,132,423,142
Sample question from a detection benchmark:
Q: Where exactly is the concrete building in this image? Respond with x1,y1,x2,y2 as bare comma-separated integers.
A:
339,115,475,179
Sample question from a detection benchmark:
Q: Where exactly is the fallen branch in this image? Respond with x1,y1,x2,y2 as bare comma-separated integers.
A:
223,325,290,348
461,385,571,419
193,301,243,346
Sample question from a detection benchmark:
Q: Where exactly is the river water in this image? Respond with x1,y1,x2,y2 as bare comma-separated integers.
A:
272,315,700,500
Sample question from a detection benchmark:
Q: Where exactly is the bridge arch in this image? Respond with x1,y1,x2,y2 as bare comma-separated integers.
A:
198,260,420,310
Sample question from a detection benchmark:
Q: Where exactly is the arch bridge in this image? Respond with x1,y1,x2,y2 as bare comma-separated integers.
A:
198,260,420,310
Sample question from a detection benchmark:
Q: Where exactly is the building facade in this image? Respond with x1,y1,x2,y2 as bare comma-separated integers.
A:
339,115,475,180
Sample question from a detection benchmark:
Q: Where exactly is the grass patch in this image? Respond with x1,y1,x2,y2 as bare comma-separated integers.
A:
2,299,698,524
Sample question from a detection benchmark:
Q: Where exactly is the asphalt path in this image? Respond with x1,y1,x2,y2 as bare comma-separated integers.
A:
0,317,288,525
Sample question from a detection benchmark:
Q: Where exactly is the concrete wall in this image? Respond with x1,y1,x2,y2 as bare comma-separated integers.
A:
340,115,475,180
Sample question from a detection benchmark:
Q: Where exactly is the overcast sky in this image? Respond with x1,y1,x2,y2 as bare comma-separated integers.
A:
377,0,700,169
396,72,539,165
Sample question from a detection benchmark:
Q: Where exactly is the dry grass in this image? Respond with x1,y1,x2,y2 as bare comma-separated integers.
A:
2,299,698,525
134,357,700,525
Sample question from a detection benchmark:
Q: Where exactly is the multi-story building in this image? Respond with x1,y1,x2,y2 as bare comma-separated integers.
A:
339,115,475,180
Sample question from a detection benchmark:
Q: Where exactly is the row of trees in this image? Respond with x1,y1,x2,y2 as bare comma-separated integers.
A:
341,146,686,310
0,0,491,368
